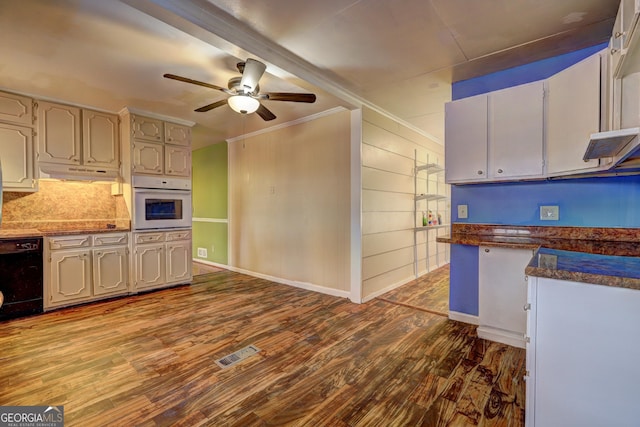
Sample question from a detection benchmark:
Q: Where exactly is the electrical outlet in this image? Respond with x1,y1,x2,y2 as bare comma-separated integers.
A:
197,247,208,258
457,204,468,219
540,205,559,221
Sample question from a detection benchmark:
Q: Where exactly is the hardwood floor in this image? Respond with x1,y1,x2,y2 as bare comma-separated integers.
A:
192,261,225,276
0,269,525,426
379,265,450,316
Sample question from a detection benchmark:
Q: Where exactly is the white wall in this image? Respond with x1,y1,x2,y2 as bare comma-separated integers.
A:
361,108,450,301
228,110,352,295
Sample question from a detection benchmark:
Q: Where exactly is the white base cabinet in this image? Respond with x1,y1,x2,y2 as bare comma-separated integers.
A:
478,246,533,348
133,229,192,292
45,233,129,309
526,277,640,427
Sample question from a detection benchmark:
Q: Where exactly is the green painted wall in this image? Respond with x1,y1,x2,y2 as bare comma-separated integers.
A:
192,142,228,264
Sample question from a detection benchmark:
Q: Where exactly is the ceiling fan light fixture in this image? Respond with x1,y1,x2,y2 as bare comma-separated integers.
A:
227,94,260,114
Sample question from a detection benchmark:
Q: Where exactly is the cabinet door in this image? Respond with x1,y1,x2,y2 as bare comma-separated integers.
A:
0,122,36,191
622,0,640,49
165,145,191,177
534,278,640,426
164,123,191,146
478,246,532,348
37,101,81,165
0,91,33,126
93,246,128,296
547,54,601,175
131,115,163,142
166,241,192,284
134,243,165,290
489,81,544,179
83,109,119,169
444,95,488,183
48,249,92,304
132,140,163,175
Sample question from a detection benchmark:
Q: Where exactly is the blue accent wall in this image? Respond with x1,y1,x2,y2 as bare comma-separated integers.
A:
453,43,607,99
451,176,640,227
447,43,640,318
450,244,479,316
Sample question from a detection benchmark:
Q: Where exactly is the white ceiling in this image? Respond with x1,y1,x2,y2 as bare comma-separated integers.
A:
0,0,619,149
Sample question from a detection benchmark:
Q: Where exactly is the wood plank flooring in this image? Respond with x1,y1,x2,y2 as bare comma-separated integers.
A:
0,269,525,426
379,265,450,316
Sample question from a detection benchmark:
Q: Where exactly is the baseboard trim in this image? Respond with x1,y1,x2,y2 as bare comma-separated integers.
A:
449,311,480,325
477,325,526,349
192,258,228,270
224,265,352,300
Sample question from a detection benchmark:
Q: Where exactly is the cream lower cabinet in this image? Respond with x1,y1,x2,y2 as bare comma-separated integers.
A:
133,229,192,292
526,276,640,427
478,246,533,348
45,233,129,309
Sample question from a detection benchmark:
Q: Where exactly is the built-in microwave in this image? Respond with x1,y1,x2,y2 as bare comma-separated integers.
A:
132,176,192,230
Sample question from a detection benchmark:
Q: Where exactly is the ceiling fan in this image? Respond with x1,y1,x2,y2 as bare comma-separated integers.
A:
164,58,316,121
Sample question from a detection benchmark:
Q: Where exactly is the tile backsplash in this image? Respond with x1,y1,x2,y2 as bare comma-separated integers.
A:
2,180,129,230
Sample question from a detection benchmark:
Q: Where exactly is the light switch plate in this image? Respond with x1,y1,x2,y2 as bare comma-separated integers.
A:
457,204,468,219
540,205,559,221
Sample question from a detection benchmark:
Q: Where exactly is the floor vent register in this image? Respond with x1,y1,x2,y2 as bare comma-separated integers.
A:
215,345,261,369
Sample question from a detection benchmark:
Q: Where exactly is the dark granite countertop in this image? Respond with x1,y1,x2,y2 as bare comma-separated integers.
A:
437,223,640,290
0,227,130,239
525,247,640,291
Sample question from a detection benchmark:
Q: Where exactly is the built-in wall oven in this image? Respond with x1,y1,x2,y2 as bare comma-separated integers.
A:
132,176,192,230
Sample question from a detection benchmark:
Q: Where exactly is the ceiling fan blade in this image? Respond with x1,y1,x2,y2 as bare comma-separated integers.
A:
239,59,266,93
164,73,229,93
194,99,228,112
256,104,276,121
263,92,317,103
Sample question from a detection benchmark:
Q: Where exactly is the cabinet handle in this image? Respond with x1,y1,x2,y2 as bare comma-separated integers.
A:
523,303,531,311
484,248,489,253
611,48,619,55
615,31,624,38
477,170,483,175
497,168,503,174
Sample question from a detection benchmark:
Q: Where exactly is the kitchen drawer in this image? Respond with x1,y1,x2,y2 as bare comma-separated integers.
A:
166,229,191,241
48,235,91,250
93,232,128,247
135,232,165,244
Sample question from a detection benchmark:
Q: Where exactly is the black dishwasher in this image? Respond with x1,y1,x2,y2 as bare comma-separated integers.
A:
0,237,43,320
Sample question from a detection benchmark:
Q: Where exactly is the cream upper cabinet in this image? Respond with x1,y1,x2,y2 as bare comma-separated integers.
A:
0,122,36,191
37,101,119,170
131,115,163,142
165,122,191,146
546,54,602,175
132,140,163,174
37,101,81,165
124,112,192,177
165,145,191,176
489,81,544,179
0,91,33,126
0,91,37,191
444,94,488,183
445,81,543,183
82,109,119,169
